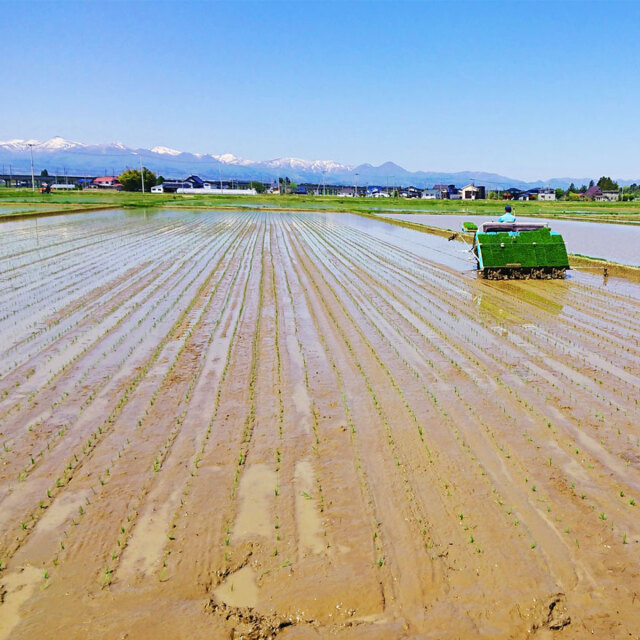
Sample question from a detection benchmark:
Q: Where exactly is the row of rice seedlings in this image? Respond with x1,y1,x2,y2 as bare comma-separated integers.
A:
308,220,612,544
0,216,215,378
310,224,571,543
0,221,246,483
105,221,257,585
0,220,254,565
272,224,331,560
312,216,639,550
1,215,245,422
219,225,268,567
296,217,576,563
162,221,263,575
276,218,395,573
0,215,186,353
27,219,256,587
0,215,221,375
268,225,286,560
291,221,480,559
0,218,204,403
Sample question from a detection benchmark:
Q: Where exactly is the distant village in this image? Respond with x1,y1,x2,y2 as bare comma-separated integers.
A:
0,170,630,201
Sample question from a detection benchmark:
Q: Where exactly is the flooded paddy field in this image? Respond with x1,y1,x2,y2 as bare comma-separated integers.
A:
0,205,42,216
0,209,639,639
381,212,640,266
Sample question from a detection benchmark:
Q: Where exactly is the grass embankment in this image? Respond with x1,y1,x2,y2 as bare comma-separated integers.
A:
2,188,640,222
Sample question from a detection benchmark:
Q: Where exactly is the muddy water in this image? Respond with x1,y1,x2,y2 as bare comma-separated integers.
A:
380,212,640,265
0,208,639,639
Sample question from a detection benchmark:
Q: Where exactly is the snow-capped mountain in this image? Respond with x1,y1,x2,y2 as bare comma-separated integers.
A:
0,137,626,189
150,145,181,156
0,136,87,152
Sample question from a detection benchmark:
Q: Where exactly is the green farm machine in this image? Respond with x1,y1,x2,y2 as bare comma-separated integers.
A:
463,218,570,280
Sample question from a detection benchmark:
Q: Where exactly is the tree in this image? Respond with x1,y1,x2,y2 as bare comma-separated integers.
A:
487,191,499,199
566,182,576,195
156,175,165,185
579,184,587,193
250,181,265,194
597,176,619,191
119,167,157,191
40,169,49,177
555,188,565,200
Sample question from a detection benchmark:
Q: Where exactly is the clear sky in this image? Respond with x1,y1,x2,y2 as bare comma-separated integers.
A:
2,0,639,181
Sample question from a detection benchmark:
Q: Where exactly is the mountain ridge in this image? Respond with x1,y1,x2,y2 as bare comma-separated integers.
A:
0,137,632,190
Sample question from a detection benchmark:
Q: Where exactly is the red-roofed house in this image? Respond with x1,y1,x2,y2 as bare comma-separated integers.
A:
92,176,123,190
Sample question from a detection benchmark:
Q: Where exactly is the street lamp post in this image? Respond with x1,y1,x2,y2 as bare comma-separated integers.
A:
354,172,359,197
139,155,145,194
28,143,35,192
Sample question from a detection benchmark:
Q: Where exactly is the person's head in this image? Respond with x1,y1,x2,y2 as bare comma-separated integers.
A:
504,205,512,213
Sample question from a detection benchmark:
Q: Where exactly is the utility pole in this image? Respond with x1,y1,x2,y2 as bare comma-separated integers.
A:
28,143,35,191
354,172,359,197
139,155,145,194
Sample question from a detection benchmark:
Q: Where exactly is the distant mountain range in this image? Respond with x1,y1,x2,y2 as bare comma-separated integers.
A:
0,137,635,190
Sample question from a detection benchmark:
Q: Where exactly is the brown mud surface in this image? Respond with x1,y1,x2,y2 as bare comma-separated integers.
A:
0,210,639,639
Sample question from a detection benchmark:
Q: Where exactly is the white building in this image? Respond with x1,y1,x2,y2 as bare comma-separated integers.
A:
596,190,620,202
538,188,556,201
460,184,486,200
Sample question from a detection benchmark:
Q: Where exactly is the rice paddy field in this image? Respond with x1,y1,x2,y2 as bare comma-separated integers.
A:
0,208,639,639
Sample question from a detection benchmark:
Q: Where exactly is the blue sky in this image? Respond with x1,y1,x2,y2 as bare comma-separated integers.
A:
2,0,639,180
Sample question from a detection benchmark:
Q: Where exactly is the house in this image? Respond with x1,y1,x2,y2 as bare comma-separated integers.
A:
165,175,257,195
502,188,523,200
422,188,441,199
599,190,619,202
582,186,601,200
433,184,458,199
399,186,422,199
580,186,618,201
92,176,122,189
538,188,556,201
460,184,486,200
368,187,390,198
